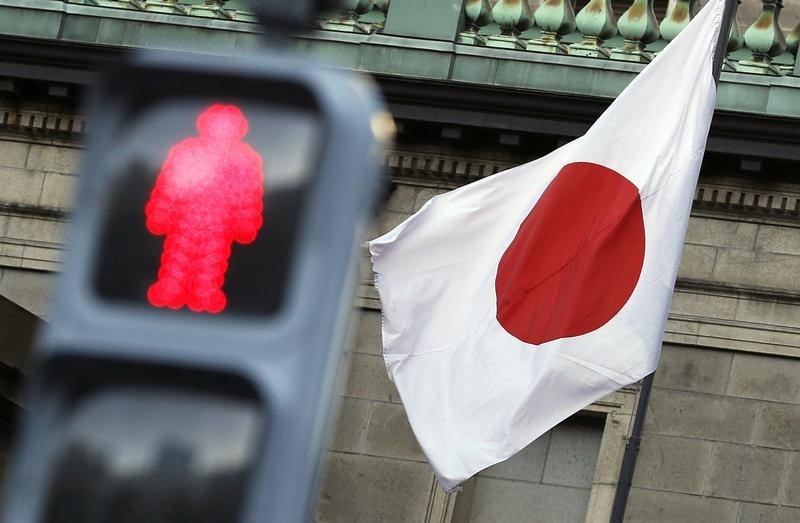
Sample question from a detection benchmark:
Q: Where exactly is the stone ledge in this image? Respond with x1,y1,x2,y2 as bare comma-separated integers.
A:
385,152,800,224
358,282,800,360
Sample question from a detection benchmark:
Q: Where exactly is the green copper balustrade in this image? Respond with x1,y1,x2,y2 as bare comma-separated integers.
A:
140,0,185,15
726,0,744,63
450,0,798,77
36,0,800,78
319,0,389,33
68,0,261,20
459,0,493,46
528,0,577,54
321,0,374,33
368,0,390,31
659,0,696,42
788,21,800,54
487,0,534,50
783,20,799,74
723,22,745,71
740,0,787,74
788,20,800,54
608,0,659,62
571,0,618,58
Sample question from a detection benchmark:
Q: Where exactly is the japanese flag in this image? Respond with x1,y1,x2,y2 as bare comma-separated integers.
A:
369,0,725,491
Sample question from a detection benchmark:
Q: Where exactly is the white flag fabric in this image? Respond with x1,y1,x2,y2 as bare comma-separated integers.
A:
369,0,725,491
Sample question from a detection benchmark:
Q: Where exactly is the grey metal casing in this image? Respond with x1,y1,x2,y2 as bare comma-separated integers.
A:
1,50,386,523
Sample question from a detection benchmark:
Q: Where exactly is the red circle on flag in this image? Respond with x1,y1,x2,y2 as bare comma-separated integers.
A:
495,162,645,345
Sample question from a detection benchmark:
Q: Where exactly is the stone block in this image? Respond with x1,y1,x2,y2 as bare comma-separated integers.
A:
728,353,800,404
706,443,787,503
0,268,54,317
669,291,737,320
26,145,81,175
466,477,591,523
0,141,30,169
344,352,400,403
21,246,61,271
0,167,44,207
414,187,445,211
677,244,716,280
331,397,370,453
317,452,433,523
712,249,800,292
735,299,800,330
784,452,800,507
645,388,756,443
625,488,739,523
39,173,76,210
481,430,550,482
364,402,425,461
739,503,800,523
685,217,757,249
358,253,373,283
0,243,23,268
354,309,383,355
696,322,799,355
756,224,800,256
754,404,800,450
542,417,604,489
5,216,67,245
663,318,700,346
591,412,631,484
632,434,712,494
369,210,409,238
653,344,732,394
583,484,616,523
384,184,417,213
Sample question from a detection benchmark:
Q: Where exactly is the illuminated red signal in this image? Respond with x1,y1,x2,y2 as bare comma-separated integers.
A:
145,104,264,313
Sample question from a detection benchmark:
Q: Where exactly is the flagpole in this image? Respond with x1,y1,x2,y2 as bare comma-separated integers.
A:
712,0,737,85
608,372,654,522
608,1,737,521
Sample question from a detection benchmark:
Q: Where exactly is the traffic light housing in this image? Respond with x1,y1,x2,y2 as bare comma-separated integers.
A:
2,50,389,523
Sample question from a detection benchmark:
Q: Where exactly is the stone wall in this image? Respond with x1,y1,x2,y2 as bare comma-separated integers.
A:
627,346,800,522
319,169,800,522
2,117,800,522
0,123,77,319
452,416,604,522
317,309,438,522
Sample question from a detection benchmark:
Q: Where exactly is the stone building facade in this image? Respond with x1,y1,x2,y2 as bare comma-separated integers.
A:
1,0,799,522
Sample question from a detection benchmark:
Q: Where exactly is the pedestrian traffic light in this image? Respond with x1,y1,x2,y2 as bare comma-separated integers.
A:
1,49,390,523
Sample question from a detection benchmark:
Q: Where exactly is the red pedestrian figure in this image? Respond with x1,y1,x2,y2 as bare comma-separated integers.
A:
145,104,264,313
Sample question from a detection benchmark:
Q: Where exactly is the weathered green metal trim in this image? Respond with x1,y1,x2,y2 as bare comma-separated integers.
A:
0,0,798,121
1,0,259,30
299,32,800,119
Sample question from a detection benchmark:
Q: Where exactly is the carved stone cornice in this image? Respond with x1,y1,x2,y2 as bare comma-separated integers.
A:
386,148,800,225
0,108,85,139
693,180,800,223
3,108,799,227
